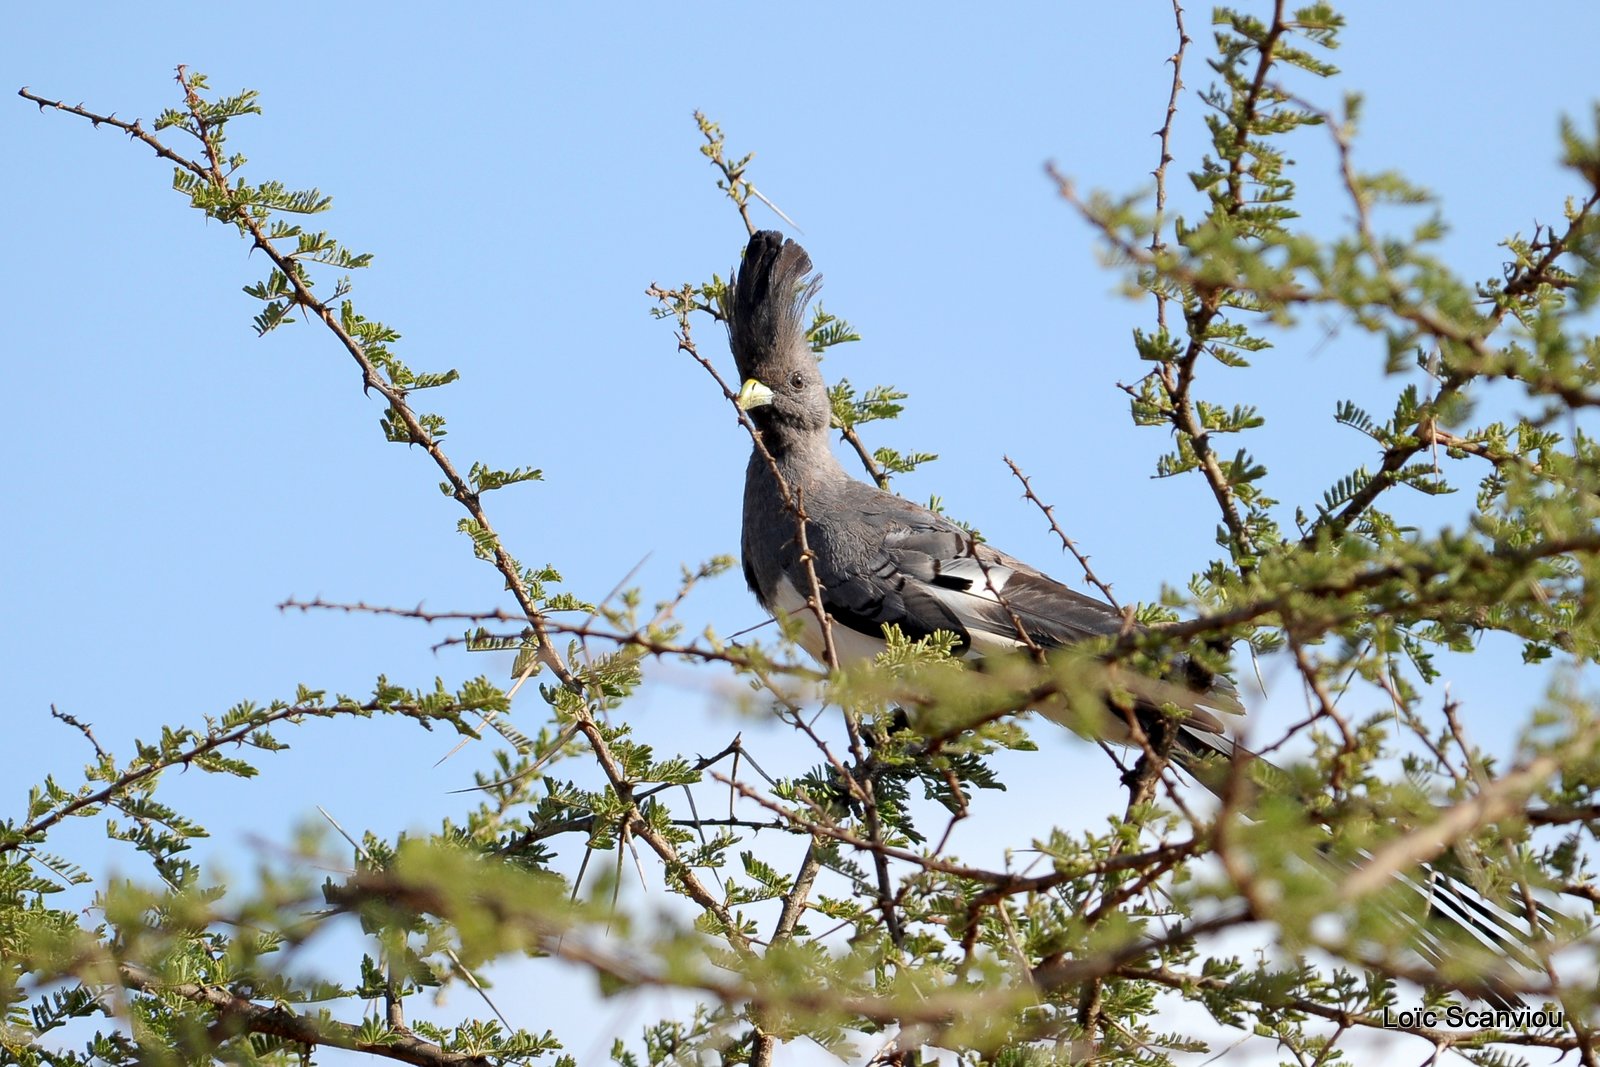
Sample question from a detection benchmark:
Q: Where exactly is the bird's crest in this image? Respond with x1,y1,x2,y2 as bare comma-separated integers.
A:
728,230,821,382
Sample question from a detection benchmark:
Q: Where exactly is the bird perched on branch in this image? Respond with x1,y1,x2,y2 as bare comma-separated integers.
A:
727,228,1241,781
722,228,1543,1001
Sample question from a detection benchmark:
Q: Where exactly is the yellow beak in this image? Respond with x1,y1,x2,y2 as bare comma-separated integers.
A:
735,378,775,411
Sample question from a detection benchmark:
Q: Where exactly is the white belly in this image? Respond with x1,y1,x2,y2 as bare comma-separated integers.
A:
767,576,1026,666
768,577,896,666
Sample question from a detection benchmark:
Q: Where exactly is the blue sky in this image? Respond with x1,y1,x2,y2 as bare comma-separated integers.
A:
6,3,1599,1063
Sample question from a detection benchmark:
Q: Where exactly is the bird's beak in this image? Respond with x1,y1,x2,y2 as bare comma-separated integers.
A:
736,378,774,411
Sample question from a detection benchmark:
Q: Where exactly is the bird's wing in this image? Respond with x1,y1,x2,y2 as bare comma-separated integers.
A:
800,491,1125,652
793,497,1243,729
872,525,1125,653
794,517,974,651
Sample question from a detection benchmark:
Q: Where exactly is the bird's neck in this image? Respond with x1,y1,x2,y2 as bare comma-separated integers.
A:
747,427,848,496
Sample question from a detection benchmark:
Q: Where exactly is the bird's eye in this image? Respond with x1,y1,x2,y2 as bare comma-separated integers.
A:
788,371,806,389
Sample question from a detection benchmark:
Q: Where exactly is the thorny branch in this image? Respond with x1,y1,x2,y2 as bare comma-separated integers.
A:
8,697,485,853
1297,90,1600,541
1156,0,1287,567
117,963,484,1067
1049,6,1289,569
1003,456,1121,609
21,75,772,1052
838,420,893,490
1148,0,1190,336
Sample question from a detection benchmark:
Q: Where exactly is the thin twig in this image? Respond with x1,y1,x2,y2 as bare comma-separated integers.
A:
1149,0,1190,334
50,705,107,760
1004,456,1120,608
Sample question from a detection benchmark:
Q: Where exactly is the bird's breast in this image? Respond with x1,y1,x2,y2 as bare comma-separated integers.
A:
768,576,895,667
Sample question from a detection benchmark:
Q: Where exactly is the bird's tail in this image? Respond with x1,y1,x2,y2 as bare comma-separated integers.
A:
1169,729,1547,1007
728,230,819,381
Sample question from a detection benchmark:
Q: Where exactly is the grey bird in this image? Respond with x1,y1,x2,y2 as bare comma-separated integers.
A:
724,228,1544,994
728,228,1241,776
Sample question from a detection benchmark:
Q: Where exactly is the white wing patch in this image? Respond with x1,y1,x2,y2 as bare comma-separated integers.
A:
774,560,1030,665
919,556,1032,654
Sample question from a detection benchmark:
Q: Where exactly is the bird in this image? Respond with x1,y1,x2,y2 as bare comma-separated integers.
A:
727,228,1242,779
722,228,1545,1001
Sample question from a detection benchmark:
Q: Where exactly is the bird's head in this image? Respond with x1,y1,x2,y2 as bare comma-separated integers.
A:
727,231,831,439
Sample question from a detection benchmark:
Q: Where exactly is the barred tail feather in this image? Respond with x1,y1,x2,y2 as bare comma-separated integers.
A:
1168,733,1546,1006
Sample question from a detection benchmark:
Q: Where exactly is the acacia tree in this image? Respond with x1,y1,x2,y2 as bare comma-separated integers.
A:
8,3,1600,1065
